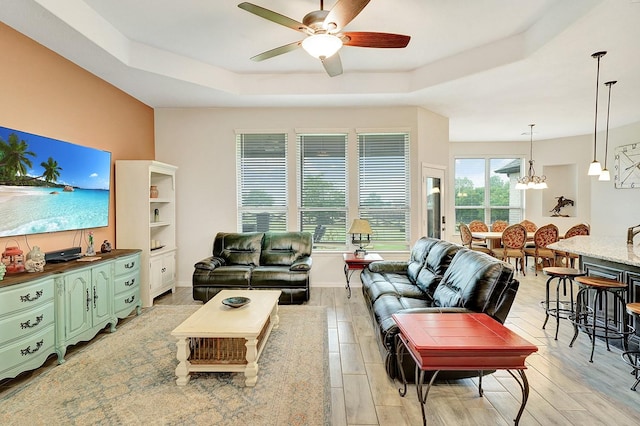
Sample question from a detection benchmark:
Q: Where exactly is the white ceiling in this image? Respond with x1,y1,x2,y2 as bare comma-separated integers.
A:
2,0,640,141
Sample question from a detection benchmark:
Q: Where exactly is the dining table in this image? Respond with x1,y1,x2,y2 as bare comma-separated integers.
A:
471,231,534,250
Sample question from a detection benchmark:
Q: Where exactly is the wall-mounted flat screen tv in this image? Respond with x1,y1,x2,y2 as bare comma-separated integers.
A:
0,125,111,237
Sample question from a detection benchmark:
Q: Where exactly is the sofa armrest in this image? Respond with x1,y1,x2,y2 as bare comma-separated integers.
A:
194,256,226,271
290,256,312,271
367,261,408,274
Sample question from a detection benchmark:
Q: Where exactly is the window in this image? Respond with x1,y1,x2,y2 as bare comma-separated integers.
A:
236,133,287,232
454,157,523,227
357,133,410,250
297,134,348,249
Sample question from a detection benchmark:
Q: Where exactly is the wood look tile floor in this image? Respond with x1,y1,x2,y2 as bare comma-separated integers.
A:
4,269,640,425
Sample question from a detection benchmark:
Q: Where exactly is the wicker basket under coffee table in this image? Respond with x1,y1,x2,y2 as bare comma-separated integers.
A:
171,289,281,387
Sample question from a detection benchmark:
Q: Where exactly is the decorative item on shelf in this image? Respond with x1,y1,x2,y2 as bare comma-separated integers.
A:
100,240,112,253
515,124,547,189
599,80,618,181
0,262,5,280
86,231,96,256
25,245,46,273
348,218,372,258
154,208,160,222
588,51,607,176
150,185,159,198
2,243,25,274
549,196,574,217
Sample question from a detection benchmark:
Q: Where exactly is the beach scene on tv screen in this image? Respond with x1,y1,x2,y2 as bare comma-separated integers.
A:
0,125,111,237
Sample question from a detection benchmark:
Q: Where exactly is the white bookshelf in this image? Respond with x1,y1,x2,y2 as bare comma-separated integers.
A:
115,160,178,307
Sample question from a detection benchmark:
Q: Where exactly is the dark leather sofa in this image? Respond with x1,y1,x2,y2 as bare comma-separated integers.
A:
360,237,519,381
192,232,312,304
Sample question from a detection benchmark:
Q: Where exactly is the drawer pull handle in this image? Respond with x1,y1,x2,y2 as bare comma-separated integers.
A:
20,315,44,329
125,262,136,269
125,278,136,287
125,295,136,304
20,339,44,356
20,290,43,302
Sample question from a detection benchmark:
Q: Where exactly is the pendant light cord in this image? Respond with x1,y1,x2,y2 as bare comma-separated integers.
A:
603,80,617,170
592,51,606,162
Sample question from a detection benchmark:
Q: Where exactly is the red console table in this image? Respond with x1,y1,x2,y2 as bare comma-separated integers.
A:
393,313,538,425
343,252,382,298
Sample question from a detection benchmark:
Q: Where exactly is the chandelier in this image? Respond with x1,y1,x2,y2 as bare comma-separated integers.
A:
516,124,548,190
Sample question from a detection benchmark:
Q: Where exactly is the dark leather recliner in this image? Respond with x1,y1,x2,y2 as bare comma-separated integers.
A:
361,237,519,381
192,232,312,304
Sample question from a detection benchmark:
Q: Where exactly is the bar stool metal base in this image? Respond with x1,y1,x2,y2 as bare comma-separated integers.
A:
541,267,585,340
622,303,640,391
570,276,633,363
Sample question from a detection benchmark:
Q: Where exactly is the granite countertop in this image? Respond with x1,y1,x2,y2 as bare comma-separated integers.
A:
548,235,640,268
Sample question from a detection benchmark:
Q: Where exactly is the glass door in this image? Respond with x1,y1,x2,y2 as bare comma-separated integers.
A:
422,165,445,239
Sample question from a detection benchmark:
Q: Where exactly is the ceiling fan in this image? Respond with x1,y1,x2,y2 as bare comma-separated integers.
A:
237,0,410,77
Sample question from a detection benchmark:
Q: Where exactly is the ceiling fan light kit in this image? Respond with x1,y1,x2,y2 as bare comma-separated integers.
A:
238,0,410,77
301,34,343,59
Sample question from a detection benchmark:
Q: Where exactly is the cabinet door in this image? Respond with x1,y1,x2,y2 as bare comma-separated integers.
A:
91,264,113,325
62,269,92,341
161,252,176,287
150,256,163,293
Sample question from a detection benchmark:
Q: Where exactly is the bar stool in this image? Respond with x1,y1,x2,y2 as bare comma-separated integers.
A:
542,267,586,340
570,276,631,362
621,303,640,391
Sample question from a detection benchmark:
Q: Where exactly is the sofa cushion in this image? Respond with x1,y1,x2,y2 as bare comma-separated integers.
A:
213,232,263,266
260,232,312,266
406,237,439,282
415,240,460,296
432,249,514,313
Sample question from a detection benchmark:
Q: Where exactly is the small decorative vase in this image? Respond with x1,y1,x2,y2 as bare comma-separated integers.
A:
150,185,159,198
0,263,6,280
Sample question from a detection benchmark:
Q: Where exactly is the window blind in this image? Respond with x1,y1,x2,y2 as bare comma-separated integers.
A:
297,134,348,247
236,133,287,232
357,133,410,249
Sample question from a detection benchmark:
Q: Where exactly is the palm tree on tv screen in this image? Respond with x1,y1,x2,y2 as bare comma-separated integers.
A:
0,133,35,183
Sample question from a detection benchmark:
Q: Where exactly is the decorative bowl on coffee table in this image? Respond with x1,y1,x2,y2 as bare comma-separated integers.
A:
222,296,251,308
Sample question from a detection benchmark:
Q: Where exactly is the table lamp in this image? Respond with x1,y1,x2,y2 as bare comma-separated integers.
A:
348,219,372,258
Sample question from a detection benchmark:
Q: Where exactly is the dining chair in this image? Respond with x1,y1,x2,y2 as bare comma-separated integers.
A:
519,219,538,233
468,220,489,247
492,223,527,275
458,223,493,256
524,223,559,275
555,223,590,267
491,220,509,232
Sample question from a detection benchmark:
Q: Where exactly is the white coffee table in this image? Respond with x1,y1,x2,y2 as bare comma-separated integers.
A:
171,289,281,386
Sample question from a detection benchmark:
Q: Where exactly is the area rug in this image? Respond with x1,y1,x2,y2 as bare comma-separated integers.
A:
0,305,330,425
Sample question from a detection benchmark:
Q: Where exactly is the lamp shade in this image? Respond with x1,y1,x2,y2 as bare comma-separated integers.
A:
348,219,372,235
301,34,343,59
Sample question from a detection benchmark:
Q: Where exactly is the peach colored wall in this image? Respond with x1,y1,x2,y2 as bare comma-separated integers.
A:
0,23,154,255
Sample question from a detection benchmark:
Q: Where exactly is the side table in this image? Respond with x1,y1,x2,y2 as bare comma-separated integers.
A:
343,252,383,298
393,312,538,425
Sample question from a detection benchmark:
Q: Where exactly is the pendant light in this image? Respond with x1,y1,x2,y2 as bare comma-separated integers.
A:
599,80,617,181
516,124,547,189
588,51,607,176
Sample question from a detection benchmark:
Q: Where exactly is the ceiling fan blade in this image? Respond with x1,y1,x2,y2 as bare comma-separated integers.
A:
250,41,302,61
323,0,370,32
321,53,343,77
238,2,311,33
342,32,411,48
